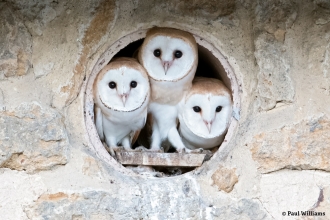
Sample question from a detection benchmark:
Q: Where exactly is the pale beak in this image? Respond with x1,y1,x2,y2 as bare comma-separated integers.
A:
162,61,172,75
204,120,212,134
120,93,128,107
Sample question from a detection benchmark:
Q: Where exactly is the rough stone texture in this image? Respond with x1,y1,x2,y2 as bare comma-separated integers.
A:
260,170,330,219
211,166,238,193
0,3,32,79
0,0,330,219
168,0,236,19
58,0,117,108
31,0,116,109
254,32,295,111
254,0,297,33
3,0,116,109
253,0,297,111
212,199,269,220
250,116,330,173
0,102,69,173
314,0,330,9
0,89,4,112
0,169,46,220
24,178,203,219
116,151,206,167
24,179,270,220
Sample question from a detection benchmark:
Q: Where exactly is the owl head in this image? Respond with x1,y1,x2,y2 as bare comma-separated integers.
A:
179,77,232,138
138,27,198,82
94,57,150,112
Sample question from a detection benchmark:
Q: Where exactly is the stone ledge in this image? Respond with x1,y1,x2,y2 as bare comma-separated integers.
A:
115,151,209,167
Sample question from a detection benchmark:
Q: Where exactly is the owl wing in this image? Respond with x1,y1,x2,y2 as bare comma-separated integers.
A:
130,108,148,145
136,112,153,148
131,130,140,145
94,105,104,141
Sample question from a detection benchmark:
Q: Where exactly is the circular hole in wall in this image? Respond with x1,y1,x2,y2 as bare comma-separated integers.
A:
84,28,240,177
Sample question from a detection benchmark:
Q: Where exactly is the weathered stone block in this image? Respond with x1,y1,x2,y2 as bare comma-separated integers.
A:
24,182,270,220
254,32,295,111
168,0,236,19
211,198,269,220
314,0,330,9
116,151,207,167
0,4,32,79
255,0,297,31
260,170,330,219
0,102,69,173
0,169,46,220
24,183,201,219
211,166,238,193
250,116,330,173
0,89,4,112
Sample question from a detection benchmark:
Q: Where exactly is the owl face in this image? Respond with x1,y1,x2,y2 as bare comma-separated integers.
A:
139,27,198,82
180,78,232,138
95,58,150,112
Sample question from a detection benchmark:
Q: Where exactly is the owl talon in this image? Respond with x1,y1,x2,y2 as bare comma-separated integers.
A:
105,144,129,158
148,146,163,153
190,148,204,153
176,148,188,154
134,146,149,152
108,146,121,158
122,147,134,152
103,142,114,156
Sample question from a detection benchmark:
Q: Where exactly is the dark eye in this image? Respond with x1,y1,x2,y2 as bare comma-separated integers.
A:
154,49,161,57
130,81,137,88
174,50,182,58
193,106,201,112
216,106,222,112
109,81,116,89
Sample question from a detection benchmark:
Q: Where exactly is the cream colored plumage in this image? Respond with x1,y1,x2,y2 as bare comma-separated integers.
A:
178,77,232,150
93,58,150,156
138,27,198,152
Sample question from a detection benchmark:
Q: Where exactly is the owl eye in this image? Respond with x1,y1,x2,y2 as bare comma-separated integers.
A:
216,106,222,112
193,106,201,112
109,81,116,89
130,81,137,88
154,49,161,57
174,50,182,58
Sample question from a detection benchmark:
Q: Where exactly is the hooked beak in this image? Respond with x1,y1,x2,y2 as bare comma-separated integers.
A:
120,93,129,107
203,120,213,134
162,61,172,75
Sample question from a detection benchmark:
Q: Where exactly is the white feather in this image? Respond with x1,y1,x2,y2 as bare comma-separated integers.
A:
94,58,150,153
138,28,198,151
149,102,185,151
94,105,104,141
178,78,233,150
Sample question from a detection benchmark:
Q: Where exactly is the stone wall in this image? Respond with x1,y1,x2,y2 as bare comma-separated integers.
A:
0,0,329,219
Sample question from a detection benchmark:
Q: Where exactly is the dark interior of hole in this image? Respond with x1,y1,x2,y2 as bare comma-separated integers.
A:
111,39,144,59
195,45,223,80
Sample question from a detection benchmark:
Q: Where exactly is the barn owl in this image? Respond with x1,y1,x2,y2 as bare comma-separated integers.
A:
138,27,198,152
178,77,232,150
93,57,150,156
